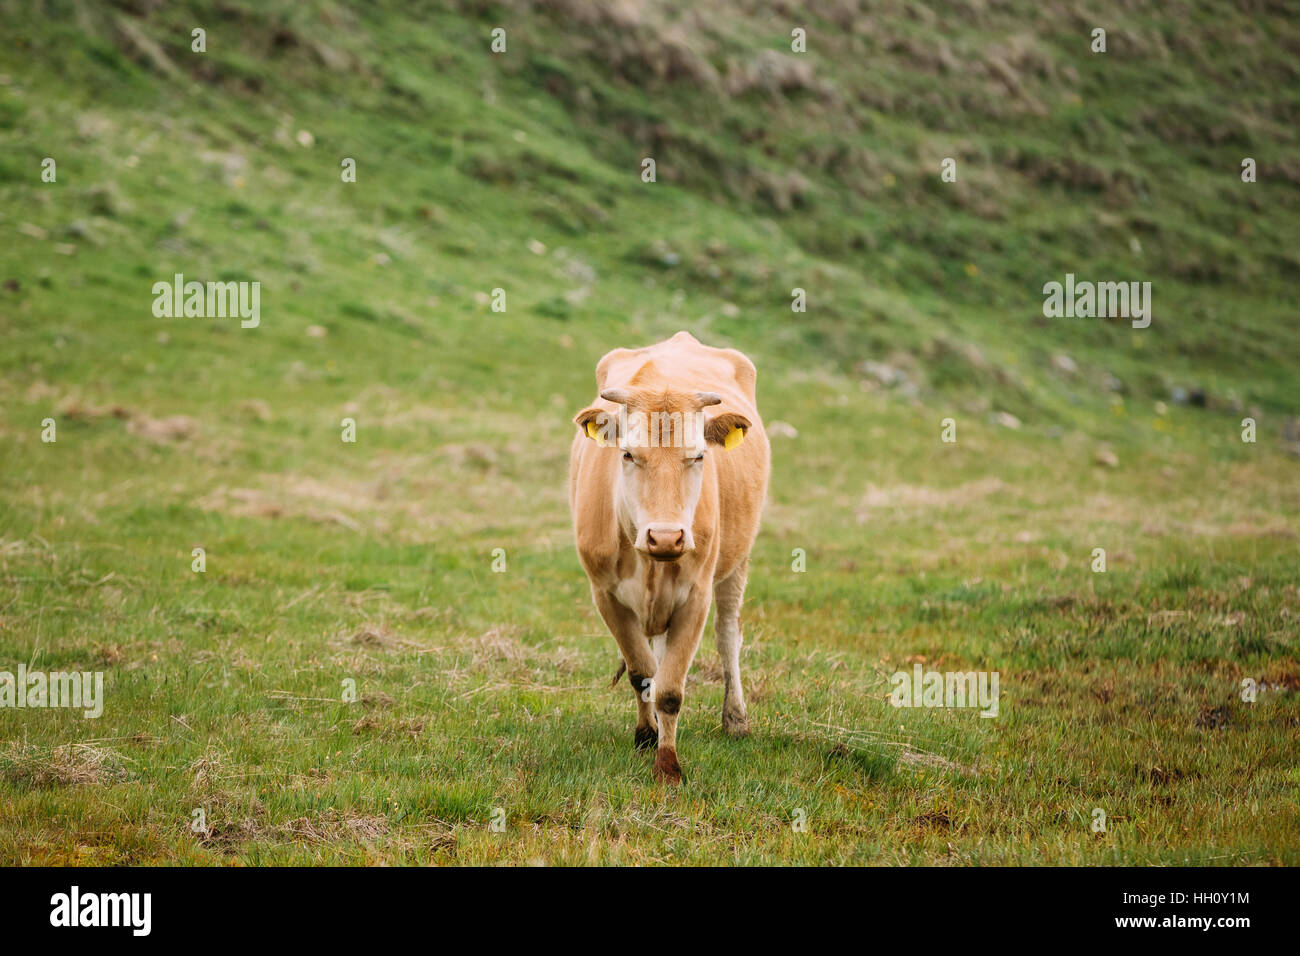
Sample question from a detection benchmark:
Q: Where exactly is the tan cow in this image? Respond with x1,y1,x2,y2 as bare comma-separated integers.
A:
569,331,770,783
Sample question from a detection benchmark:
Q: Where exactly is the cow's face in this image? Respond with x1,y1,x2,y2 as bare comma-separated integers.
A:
574,387,751,562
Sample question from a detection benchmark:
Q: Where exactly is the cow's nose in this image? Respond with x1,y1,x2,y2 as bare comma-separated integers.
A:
645,526,687,560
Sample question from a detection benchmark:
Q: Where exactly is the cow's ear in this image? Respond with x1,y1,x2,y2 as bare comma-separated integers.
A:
574,407,619,446
705,412,751,450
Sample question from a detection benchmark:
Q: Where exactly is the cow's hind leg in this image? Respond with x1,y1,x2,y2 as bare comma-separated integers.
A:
591,588,659,749
714,561,750,737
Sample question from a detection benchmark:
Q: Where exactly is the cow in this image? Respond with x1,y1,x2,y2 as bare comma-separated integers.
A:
569,331,770,783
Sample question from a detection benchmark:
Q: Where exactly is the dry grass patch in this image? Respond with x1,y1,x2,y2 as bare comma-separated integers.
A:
856,477,1007,518
0,742,131,788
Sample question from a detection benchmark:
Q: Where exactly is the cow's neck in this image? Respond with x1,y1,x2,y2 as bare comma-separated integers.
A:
635,553,682,638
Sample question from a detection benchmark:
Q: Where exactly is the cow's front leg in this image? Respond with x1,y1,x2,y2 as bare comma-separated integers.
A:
651,590,711,784
591,588,659,749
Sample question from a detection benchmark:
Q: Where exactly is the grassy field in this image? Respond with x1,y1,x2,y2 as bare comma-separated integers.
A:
0,0,1297,864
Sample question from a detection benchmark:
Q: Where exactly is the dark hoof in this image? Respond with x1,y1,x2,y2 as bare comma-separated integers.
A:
634,724,658,751
652,747,682,784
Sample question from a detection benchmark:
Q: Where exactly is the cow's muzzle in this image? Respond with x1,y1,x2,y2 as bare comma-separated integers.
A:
638,524,691,561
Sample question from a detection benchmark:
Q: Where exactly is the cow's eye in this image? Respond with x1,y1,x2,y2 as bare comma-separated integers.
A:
623,451,635,463
691,453,705,464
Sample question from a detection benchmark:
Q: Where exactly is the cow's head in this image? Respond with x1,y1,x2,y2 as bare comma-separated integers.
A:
574,386,751,561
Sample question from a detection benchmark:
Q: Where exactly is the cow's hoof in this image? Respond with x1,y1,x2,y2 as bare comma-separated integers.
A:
723,718,750,738
634,724,659,751
652,747,682,784
722,706,750,738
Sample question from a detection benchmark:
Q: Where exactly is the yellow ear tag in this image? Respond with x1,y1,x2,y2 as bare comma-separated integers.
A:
724,426,745,451
585,420,606,446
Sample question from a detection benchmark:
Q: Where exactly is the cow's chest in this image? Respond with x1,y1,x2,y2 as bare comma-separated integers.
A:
613,560,695,637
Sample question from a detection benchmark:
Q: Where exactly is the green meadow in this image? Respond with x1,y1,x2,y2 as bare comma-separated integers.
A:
0,1,1296,864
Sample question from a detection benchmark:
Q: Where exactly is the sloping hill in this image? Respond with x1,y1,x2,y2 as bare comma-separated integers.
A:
0,1,1296,864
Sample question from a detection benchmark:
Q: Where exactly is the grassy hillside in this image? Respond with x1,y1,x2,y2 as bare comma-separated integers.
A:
0,0,1296,864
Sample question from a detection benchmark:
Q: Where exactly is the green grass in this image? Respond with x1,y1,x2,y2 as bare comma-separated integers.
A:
0,0,1296,865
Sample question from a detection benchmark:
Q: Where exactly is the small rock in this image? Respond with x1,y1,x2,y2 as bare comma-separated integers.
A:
767,420,798,439
648,239,681,268
857,360,908,388
561,257,596,283
993,411,1021,430
1051,353,1077,375
1094,447,1119,468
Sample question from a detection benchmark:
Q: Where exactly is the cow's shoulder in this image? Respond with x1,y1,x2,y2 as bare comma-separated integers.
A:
570,435,625,574
713,345,757,398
